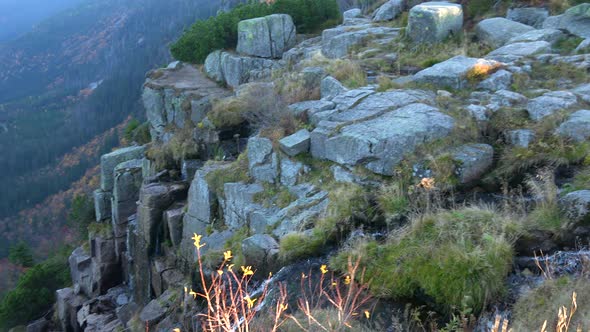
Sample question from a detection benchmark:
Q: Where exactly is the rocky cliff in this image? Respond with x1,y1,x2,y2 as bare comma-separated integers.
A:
35,1,590,331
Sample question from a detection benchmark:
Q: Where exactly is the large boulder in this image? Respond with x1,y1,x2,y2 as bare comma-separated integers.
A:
407,2,463,43
413,56,501,90
506,7,549,28
311,102,455,175
526,91,578,121
507,28,564,45
100,146,145,192
236,14,296,58
543,4,590,39
555,110,590,142
373,0,404,22
476,17,534,47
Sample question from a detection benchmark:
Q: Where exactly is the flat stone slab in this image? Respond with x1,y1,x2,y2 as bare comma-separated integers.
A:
311,102,455,175
414,55,501,89
507,29,564,44
487,41,551,57
526,91,578,121
476,17,534,47
279,129,311,156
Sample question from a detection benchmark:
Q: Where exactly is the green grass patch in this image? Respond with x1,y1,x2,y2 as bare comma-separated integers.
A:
331,206,522,314
205,153,250,198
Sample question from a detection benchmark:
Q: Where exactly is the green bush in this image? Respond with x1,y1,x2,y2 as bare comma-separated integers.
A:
67,194,95,238
170,0,341,63
0,247,71,329
8,242,34,268
331,207,521,314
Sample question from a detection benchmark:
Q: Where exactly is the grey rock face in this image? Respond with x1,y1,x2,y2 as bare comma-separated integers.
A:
476,17,534,47
543,4,590,39
280,158,303,187
204,50,224,82
93,189,112,222
242,234,280,275
26,318,49,332
575,38,590,53
560,190,590,225
507,7,549,28
237,14,296,58
248,136,278,183
507,28,564,45
56,287,86,332
407,2,463,43
488,89,528,111
343,8,363,20
373,0,404,21
219,51,282,88
414,56,500,89
112,159,143,242
279,129,311,156
451,144,494,184
573,83,590,103
139,290,177,325
223,182,264,230
69,247,92,297
289,100,335,118
506,129,535,148
100,146,145,192
526,91,578,121
311,102,454,175
556,110,590,142
321,76,348,100
465,104,489,122
477,69,512,91
181,159,203,182
301,67,327,90
164,206,185,248
321,25,400,58
487,41,551,58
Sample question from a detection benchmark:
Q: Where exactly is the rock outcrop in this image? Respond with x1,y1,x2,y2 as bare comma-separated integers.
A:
476,17,534,47
407,2,463,43
236,14,296,58
413,56,500,89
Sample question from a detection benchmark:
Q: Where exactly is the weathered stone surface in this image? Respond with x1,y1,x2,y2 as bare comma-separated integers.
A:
164,206,184,248
507,7,549,28
301,67,327,90
69,247,92,297
237,14,296,58
100,146,145,192
575,38,590,53
204,50,224,82
451,144,494,184
280,158,303,187
506,129,535,148
93,189,112,222
248,136,278,183
543,4,590,39
181,159,203,182
555,110,590,142
144,64,230,141
414,56,500,89
218,51,282,88
26,318,48,332
507,28,564,44
573,83,590,103
488,89,528,111
407,2,463,43
289,100,335,118
477,69,512,91
321,76,348,100
311,102,454,175
560,190,590,225
279,129,311,157
321,25,400,58
476,17,534,47
112,159,143,240
343,8,363,20
90,235,121,296
139,290,177,326
242,234,279,276
487,41,551,58
373,0,404,21
526,91,578,121
465,104,489,122
56,288,86,332
223,182,263,230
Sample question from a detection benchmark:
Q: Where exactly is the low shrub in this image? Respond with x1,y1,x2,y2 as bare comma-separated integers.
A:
331,206,522,314
511,277,590,331
171,0,341,64
0,247,72,328
146,125,199,171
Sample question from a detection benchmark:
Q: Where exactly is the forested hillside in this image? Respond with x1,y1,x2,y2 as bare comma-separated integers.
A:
0,0,221,258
